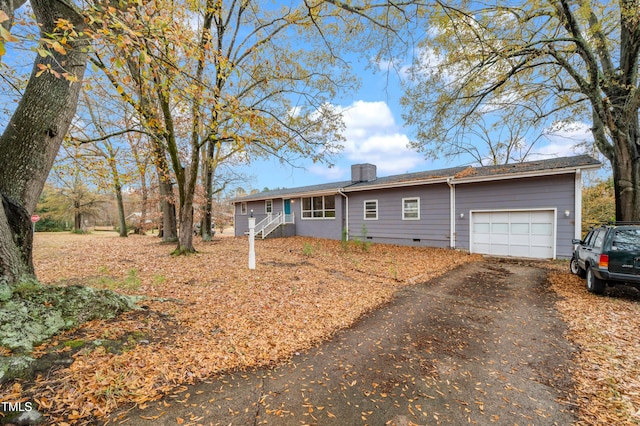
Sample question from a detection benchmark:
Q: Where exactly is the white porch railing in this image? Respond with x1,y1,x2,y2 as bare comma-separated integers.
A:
254,213,274,236
254,212,295,239
261,212,283,238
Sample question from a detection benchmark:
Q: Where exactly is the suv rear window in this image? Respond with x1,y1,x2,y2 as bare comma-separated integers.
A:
612,229,640,251
583,230,596,246
593,230,606,248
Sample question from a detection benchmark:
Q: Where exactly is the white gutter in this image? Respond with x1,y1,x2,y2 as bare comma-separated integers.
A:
447,178,456,248
234,164,601,204
451,164,601,185
342,177,452,192
338,188,349,241
339,165,601,194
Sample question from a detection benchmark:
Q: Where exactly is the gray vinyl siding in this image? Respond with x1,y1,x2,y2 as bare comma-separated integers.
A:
347,184,451,247
295,194,344,240
455,174,576,258
234,199,284,236
234,173,578,258
234,195,344,239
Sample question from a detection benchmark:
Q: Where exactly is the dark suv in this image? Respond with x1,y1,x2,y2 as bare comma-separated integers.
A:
570,224,640,294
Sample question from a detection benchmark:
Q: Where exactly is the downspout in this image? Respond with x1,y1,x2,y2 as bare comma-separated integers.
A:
447,177,455,249
338,188,349,241
574,168,582,238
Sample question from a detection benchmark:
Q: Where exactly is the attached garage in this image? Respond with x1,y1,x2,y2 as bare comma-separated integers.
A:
235,155,601,260
470,210,556,259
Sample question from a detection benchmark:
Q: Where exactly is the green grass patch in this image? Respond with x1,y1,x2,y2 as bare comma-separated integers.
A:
63,339,85,349
90,269,141,292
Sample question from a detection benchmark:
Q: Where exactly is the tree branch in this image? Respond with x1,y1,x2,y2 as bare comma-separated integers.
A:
69,128,151,144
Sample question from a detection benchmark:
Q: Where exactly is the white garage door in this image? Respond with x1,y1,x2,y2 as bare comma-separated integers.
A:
471,210,555,259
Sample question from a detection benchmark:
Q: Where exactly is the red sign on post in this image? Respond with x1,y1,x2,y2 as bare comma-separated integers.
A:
31,215,40,223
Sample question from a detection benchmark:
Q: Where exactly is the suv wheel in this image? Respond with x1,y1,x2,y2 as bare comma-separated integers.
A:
586,268,606,295
570,256,586,278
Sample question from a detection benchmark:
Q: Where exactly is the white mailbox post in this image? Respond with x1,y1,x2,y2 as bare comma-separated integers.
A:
248,211,256,269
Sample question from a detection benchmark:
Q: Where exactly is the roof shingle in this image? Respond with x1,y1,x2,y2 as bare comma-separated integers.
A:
233,155,601,202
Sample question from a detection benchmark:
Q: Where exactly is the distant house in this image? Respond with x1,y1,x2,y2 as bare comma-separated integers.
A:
232,155,601,259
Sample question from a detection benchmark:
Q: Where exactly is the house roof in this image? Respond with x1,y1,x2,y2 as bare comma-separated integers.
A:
233,180,353,202
233,155,601,202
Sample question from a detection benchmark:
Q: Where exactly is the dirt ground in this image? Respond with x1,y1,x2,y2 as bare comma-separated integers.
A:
110,260,578,425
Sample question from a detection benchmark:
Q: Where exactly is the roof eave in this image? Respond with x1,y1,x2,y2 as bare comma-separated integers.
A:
231,158,601,202
451,163,601,184
342,177,451,192
232,188,342,203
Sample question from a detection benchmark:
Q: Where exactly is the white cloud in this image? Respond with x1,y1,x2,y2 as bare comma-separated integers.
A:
531,121,593,158
310,100,422,179
341,100,396,129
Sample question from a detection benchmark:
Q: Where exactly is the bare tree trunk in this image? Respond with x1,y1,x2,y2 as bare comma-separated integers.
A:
138,174,148,234
115,183,127,237
0,195,33,282
177,202,195,254
201,140,215,241
158,175,177,242
74,210,82,232
611,133,640,222
174,163,199,254
0,0,89,283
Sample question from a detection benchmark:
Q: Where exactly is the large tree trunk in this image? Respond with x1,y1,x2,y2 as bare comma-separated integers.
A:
158,175,178,242
74,210,82,232
174,165,199,255
0,195,33,282
115,183,127,237
176,202,195,254
597,4,640,222
0,0,89,284
201,139,215,242
610,134,640,222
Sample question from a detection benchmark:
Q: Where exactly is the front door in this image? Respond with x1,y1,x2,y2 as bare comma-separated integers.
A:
284,199,291,215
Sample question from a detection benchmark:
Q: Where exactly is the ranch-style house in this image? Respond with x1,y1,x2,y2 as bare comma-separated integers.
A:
232,155,601,259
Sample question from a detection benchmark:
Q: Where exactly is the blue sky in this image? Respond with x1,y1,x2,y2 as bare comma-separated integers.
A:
236,60,598,193
0,3,602,196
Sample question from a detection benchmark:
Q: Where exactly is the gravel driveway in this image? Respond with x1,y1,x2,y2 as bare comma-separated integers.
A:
112,260,577,425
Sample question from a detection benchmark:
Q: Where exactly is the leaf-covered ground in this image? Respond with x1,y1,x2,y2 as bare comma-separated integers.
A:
545,263,640,425
2,232,639,425
1,232,480,423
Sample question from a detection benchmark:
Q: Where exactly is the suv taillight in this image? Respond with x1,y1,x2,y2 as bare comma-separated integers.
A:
599,254,609,269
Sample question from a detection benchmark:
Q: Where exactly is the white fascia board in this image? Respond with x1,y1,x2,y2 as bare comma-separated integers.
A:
342,177,451,193
451,164,601,185
235,190,340,203
234,163,600,201
283,190,340,199
341,165,600,192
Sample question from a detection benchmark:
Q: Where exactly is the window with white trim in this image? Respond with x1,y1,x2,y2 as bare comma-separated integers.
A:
302,195,335,219
402,197,420,220
364,200,378,220
240,202,247,215
265,199,273,214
